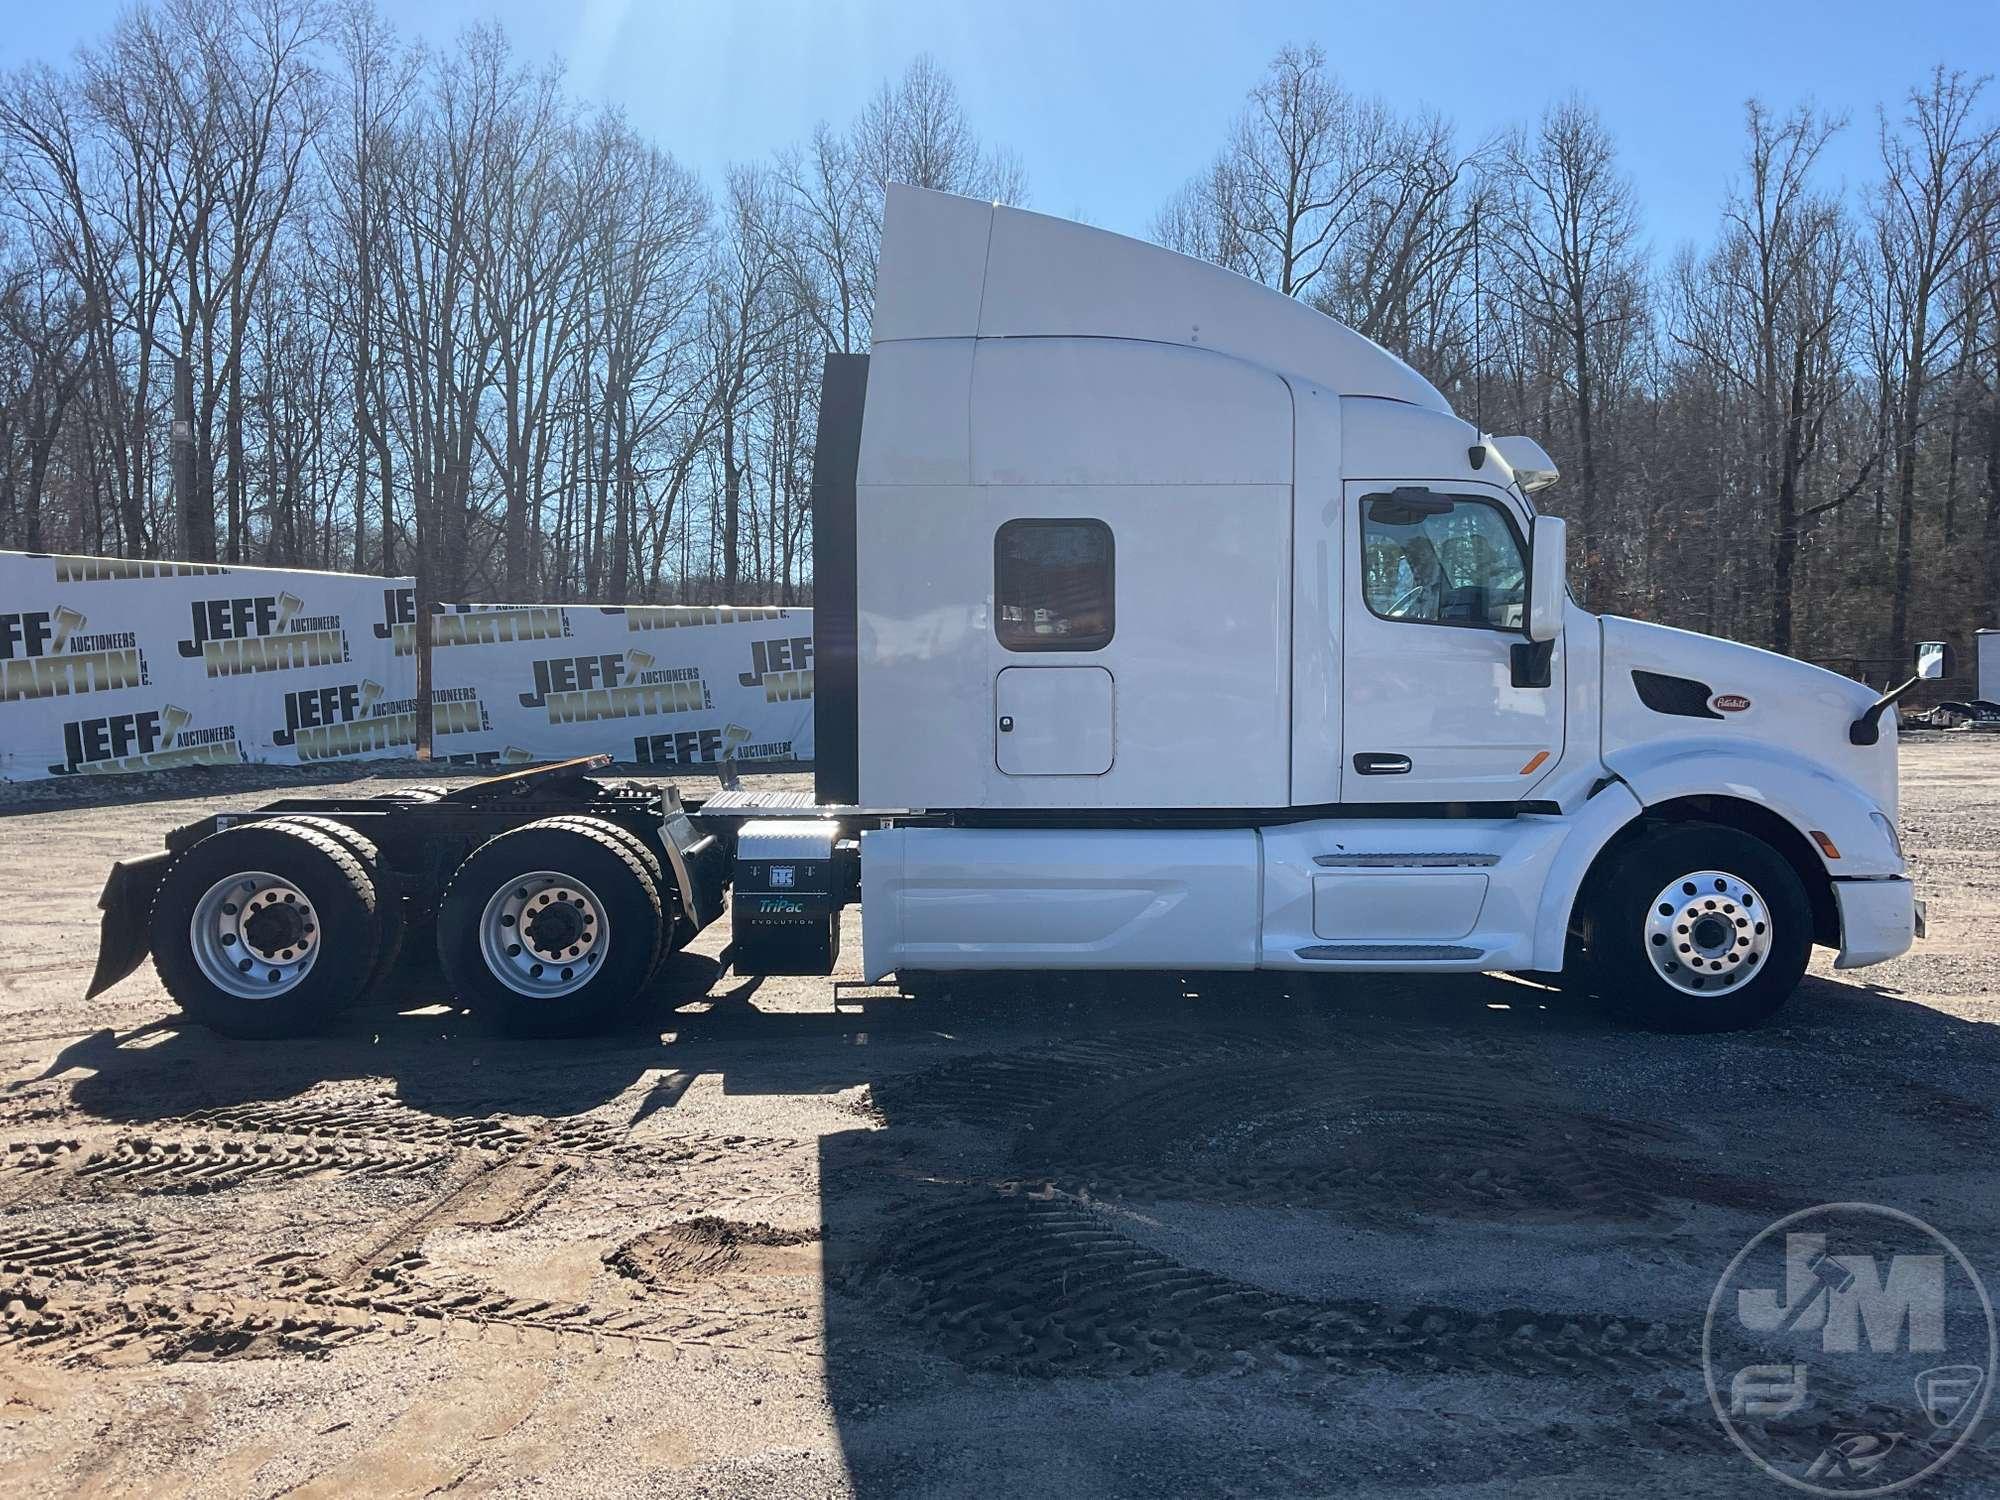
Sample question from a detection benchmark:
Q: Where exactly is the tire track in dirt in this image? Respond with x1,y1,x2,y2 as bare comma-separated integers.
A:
848,1032,1803,1382
0,1089,827,1371
1012,1054,1691,1222
3,1134,452,1199
167,1097,811,1174
2,1093,817,1209
843,1188,1680,1381
0,1215,825,1367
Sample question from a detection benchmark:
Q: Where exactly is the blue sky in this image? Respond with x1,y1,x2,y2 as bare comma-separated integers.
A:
6,0,1998,254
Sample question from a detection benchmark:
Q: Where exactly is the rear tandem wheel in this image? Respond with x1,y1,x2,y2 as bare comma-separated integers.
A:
149,821,383,1039
436,817,665,1036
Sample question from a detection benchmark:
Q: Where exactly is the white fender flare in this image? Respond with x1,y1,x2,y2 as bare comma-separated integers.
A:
1605,739,1903,877
1532,741,1905,972
1531,781,1641,971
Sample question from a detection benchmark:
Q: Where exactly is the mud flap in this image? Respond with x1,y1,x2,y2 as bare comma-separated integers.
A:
86,850,173,999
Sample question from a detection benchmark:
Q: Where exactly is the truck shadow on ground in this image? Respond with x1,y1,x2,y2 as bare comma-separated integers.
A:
22,967,2000,1494
40,966,1597,1127
804,972,2000,1495
37,965,1998,1134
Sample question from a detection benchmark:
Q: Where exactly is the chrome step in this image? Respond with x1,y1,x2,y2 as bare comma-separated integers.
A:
1296,943,1485,961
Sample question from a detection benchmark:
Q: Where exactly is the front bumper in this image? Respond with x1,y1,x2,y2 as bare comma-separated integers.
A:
1832,876,1917,970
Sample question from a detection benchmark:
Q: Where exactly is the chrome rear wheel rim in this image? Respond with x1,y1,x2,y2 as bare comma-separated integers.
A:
191,871,320,999
1645,870,1771,996
478,871,608,999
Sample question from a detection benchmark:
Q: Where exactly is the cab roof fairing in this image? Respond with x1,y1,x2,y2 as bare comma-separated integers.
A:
871,185,1453,414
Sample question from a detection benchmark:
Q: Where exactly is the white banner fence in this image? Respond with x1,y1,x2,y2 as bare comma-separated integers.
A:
410,595,815,772
0,550,812,783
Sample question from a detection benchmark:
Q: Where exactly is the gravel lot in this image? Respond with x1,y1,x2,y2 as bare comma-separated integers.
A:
0,737,1996,1497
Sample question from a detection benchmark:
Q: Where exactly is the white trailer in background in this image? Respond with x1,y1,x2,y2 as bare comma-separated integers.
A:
95,187,1925,1037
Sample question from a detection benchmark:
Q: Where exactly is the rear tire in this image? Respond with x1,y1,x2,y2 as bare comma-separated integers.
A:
530,816,675,976
151,822,381,1039
268,816,404,990
437,819,663,1037
1586,822,1812,1032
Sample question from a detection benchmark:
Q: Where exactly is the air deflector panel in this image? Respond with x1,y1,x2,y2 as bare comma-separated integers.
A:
1632,670,1723,720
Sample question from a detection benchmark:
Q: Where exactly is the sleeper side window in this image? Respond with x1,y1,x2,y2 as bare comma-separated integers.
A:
994,518,1114,651
1360,492,1526,631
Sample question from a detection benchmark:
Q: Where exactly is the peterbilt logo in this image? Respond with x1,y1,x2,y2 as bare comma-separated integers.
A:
1712,694,1752,713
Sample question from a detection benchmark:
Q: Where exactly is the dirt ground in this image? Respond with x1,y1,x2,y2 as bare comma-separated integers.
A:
0,738,1997,1498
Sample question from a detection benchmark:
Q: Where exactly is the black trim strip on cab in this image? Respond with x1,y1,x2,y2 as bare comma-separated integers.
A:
809,353,867,804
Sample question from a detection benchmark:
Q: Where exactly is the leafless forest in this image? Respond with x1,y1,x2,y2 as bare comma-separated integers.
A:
1,7,1996,676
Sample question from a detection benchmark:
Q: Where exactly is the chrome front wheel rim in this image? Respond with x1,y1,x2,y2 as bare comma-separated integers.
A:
478,870,608,999
191,871,320,999
1644,869,1772,996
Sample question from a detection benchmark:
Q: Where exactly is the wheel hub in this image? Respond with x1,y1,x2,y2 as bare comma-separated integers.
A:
1643,869,1772,996
478,872,608,999
243,899,307,956
190,872,320,999
524,899,585,956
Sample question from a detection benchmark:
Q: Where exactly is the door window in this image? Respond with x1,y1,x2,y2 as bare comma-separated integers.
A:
995,518,1114,650
1360,492,1526,630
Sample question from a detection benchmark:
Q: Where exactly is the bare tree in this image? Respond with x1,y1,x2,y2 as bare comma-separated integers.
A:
1870,68,1999,650
1490,95,1645,604
1671,102,1865,652
0,252,91,548
704,167,784,604
776,122,871,353
321,0,416,571
467,57,581,598
1155,45,1392,299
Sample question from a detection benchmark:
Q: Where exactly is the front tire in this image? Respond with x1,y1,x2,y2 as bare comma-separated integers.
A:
1586,822,1812,1032
437,819,663,1037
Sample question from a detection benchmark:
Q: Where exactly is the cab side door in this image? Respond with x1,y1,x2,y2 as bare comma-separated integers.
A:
1339,482,1563,803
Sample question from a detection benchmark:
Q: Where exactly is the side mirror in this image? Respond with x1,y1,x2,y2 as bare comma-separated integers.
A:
1527,515,1566,643
1915,641,1954,680
1852,640,1957,745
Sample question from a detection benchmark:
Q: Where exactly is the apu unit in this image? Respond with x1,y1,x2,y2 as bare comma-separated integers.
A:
729,820,848,975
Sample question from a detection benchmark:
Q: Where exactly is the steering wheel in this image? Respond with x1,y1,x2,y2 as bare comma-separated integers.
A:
1385,581,1433,618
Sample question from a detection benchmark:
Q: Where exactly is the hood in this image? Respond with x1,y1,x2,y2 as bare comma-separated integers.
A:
1598,616,1898,817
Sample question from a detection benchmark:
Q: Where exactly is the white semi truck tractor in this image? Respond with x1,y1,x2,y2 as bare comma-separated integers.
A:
88,187,1926,1038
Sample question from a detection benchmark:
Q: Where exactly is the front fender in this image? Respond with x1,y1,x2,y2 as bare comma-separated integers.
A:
1604,738,1904,877
1532,781,1642,970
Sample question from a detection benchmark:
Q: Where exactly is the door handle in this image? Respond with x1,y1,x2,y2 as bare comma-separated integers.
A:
1353,752,1412,775
999,716,1014,733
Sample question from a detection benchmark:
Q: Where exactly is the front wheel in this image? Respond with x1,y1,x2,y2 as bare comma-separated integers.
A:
1586,823,1813,1032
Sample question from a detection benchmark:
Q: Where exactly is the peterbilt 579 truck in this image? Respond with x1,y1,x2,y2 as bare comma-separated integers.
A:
87,187,1925,1038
